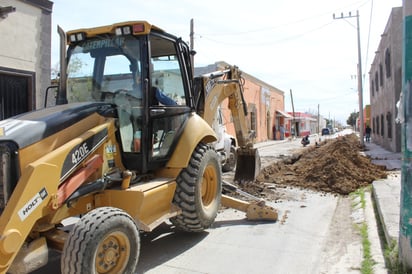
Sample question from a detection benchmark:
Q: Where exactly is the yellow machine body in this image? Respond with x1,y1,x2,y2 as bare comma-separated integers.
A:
0,20,274,274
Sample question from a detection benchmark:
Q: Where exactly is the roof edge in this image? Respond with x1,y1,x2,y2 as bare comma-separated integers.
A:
20,0,53,13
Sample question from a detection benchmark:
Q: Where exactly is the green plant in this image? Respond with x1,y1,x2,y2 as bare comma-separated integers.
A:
360,222,374,273
384,239,403,274
351,187,376,274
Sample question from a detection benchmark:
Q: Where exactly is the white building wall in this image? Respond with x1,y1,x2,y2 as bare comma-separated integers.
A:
0,0,52,109
369,7,402,152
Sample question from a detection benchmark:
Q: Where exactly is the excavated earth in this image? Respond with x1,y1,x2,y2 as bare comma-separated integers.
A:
239,134,387,199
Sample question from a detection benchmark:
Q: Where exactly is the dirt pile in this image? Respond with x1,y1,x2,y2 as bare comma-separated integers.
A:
252,134,387,196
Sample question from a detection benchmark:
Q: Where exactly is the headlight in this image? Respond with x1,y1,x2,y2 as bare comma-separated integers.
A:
115,26,132,36
68,32,86,43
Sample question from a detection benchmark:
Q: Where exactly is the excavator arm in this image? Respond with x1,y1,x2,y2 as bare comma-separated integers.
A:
194,66,277,221
195,66,260,182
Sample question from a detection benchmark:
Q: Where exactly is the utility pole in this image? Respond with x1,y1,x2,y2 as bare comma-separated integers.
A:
333,10,364,146
290,89,296,138
399,1,412,270
317,104,320,134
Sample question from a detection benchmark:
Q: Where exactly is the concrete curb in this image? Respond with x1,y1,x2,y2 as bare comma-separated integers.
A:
365,190,388,273
372,175,400,247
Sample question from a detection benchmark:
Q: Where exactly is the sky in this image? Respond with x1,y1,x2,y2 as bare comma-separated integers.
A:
51,0,403,124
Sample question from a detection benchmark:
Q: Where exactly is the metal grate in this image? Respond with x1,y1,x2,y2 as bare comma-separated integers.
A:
0,72,31,120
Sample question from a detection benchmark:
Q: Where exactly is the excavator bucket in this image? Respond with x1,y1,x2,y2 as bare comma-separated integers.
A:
234,147,261,182
221,195,278,221
245,200,278,221
222,181,278,221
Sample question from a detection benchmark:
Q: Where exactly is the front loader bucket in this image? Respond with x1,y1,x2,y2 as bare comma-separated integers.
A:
234,147,261,182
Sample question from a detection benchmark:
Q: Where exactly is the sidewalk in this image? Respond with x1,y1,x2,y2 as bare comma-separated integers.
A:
363,141,402,251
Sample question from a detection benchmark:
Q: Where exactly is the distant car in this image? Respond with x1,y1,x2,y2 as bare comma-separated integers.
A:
321,128,330,136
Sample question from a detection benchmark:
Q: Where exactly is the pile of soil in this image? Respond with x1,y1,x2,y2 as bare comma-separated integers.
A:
251,134,387,196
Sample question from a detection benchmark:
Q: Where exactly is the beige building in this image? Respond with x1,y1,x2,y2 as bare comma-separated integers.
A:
369,6,402,152
0,0,53,119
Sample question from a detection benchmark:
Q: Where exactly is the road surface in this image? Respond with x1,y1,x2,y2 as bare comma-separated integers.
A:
34,131,376,273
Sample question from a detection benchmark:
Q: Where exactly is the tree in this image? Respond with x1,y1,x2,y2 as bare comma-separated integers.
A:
346,111,358,127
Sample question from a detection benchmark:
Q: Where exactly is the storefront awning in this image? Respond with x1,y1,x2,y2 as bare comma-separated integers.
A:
276,110,293,118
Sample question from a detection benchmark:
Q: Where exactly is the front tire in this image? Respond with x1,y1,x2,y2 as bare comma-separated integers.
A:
61,207,140,274
171,143,222,232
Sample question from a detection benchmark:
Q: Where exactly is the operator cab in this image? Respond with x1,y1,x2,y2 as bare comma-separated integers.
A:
63,22,195,174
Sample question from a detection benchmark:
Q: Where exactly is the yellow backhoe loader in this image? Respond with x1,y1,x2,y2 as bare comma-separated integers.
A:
0,21,277,274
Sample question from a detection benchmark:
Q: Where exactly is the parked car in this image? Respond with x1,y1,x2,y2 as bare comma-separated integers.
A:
321,128,330,136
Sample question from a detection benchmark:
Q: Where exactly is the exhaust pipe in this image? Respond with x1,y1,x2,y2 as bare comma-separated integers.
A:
57,25,68,105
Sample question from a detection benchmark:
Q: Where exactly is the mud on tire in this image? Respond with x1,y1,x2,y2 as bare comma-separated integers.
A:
171,143,222,232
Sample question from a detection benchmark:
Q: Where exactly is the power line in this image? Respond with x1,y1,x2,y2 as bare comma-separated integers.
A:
200,0,369,37
198,21,334,47
364,0,374,81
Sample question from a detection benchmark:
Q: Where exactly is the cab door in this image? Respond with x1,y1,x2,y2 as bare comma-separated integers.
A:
147,33,192,170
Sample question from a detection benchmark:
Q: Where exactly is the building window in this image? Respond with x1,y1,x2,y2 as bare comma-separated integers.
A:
249,104,257,133
380,114,384,136
373,117,376,134
379,63,384,86
371,80,374,97
385,48,391,78
375,72,379,92
376,116,379,135
387,112,392,138
0,68,34,120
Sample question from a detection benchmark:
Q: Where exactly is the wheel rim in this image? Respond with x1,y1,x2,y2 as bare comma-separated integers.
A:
95,231,131,274
201,164,218,207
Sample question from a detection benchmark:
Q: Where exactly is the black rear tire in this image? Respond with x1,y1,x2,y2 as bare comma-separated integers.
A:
171,143,222,232
222,145,237,172
61,207,140,274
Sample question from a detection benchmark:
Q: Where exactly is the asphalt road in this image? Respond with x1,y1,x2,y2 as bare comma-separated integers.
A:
33,131,377,273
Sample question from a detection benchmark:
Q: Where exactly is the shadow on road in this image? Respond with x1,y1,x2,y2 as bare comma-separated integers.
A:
136,222,209,273
31,222,209,273
212,218,275,228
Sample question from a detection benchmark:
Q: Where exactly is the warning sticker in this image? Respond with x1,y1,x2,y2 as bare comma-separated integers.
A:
18,188,48,221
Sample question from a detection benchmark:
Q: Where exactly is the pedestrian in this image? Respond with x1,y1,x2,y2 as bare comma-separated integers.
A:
301,135,310,147
280,125,285,140
365,125,371,143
